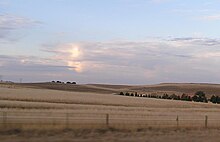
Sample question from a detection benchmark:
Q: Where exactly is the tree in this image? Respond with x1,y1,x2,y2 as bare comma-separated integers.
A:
192,91,207,103
187,96,192,101
119,92,124,95
162,94,169,99
135,92,138,97
210,95,217,104
195,91,206,98
181,93,187,101
192,95,199,102
170,94,177,100
125,92,130,96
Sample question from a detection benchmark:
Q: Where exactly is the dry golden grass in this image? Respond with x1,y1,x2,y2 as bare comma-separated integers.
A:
0,83,220,129
0,84,219,120
1,85,220,109
1,83,220,141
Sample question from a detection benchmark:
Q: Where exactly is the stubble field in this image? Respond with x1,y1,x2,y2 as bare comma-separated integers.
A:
0,82,220,142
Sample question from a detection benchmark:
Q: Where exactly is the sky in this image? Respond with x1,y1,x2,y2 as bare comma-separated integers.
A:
0,0,220,84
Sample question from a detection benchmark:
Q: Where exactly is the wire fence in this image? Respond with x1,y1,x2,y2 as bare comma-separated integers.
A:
1,111,220,129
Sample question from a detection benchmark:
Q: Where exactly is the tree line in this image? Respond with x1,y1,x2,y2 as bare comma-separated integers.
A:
51,81,76,84
118,91,220,104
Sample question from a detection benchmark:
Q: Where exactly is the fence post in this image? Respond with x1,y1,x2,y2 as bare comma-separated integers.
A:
205,115,208,128
66,113,69,129
176,115,179,128
106,114,109,126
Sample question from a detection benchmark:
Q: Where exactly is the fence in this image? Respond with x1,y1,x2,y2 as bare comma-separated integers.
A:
1,111,220,129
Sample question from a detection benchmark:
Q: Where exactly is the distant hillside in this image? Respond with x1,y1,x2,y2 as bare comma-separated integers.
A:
128,83,220,97
1,82,219,97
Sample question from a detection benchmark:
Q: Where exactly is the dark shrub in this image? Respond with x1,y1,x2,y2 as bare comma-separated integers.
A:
216,96,220,104
162,94,169,99
125,92,130,96
119,92,124,95
135,92,138,96
192,91,207,103
210,95,217,103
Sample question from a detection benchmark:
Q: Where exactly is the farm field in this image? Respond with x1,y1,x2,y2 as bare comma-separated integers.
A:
0,82,220,142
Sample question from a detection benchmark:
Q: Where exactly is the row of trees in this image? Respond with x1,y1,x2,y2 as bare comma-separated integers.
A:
118,91,219,104
51,81,76,84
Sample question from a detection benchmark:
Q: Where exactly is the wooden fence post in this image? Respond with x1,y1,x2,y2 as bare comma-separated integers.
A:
205,115,208,128
176,115,179,128
106,114,109,126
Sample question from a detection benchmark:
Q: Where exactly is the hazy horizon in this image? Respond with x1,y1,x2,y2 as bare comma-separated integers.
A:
0,0,220,84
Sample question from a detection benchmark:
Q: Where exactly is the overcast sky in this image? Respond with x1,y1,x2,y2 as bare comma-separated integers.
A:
0,0,220,84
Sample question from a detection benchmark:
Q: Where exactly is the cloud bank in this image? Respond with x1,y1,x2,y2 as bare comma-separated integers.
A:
1,37,220,84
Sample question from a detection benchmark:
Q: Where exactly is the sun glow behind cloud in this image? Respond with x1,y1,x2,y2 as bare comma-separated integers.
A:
45,43,84,73
67,44,83,72
69,44,80,58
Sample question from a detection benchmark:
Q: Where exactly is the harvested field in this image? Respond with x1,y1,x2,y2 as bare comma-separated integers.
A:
0,82,220,141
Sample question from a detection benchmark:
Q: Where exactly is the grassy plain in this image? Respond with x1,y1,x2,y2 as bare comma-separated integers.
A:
0,82,220,141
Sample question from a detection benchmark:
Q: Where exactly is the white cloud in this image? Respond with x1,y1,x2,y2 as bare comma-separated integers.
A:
194,51,220,58
0,13,41,42
201,14,220,21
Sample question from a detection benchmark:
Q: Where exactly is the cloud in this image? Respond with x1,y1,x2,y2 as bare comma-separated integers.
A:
1,37,220,84
0,13,41,42
0,54,76,82
194,51,220,58
169,37,220,46
201,14,220,21
39,37,220,84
